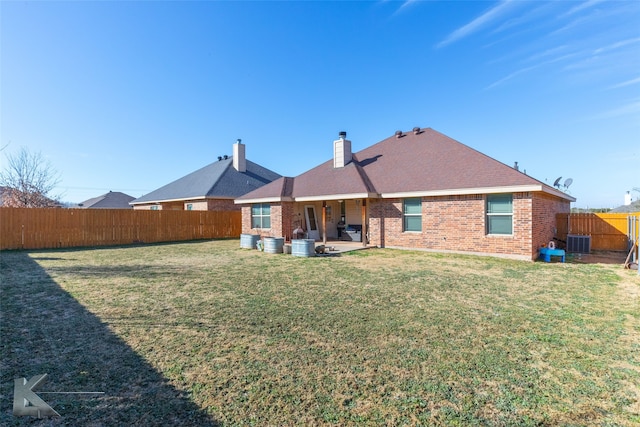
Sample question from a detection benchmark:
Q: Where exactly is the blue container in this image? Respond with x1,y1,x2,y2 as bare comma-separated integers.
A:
240,233,261,249
291,239,316,257
264,237,285,254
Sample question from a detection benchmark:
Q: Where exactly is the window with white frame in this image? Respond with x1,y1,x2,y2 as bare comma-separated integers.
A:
486,194,513,235
251,203,271,229
403,198,422,232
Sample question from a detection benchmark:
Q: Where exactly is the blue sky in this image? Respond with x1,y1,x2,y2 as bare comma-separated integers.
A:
2,0,638,208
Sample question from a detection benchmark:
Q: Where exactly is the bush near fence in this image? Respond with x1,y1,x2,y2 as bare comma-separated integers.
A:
556,212,639,251
0,208,241,250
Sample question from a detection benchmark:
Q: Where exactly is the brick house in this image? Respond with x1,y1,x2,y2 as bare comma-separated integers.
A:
131,141,281,211
235,128,575,260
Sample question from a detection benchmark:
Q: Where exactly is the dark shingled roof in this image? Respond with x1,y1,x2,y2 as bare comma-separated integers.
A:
131,157,281,205
79,191,135,209
237,128,573,202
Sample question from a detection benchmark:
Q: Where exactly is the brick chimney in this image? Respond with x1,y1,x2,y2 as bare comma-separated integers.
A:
333,131,352,168
233,139,246,172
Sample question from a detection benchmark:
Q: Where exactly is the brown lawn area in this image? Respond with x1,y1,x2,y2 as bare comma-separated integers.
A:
1,240,638,426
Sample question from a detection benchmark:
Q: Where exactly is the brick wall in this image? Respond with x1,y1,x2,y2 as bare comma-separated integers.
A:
281,202,294,240
241,205,252,234
369,192,568,260
532,192,571,252
268,204,284,238
181,199,238,211
133,198,239,211
185,200,209,211
132,201,183,210
239,202,294,239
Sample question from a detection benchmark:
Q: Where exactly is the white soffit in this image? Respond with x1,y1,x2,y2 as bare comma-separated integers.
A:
294,193,376,202
131,196,209,205
382,185,575,201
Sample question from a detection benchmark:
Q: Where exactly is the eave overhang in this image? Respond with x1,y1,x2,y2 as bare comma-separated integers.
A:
294,192,379,202
130,195,235,206
234,186,575,205
235,196,294,205
381,185,575,202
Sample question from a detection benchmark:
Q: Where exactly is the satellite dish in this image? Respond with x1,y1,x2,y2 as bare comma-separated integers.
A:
564,178,573,189
553,176,562,188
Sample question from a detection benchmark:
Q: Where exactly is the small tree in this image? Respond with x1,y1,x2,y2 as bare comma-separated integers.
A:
0,147,62,207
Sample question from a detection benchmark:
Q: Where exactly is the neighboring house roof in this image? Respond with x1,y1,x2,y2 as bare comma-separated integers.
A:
0,185,62,208
610,199,640,213
131,157,281,205
78,191,135,209
237,128,575,203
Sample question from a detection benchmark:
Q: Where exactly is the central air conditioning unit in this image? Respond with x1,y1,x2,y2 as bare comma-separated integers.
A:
567,234,591,253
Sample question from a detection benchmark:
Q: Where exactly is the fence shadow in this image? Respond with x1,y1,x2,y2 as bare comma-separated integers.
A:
0,251,219,426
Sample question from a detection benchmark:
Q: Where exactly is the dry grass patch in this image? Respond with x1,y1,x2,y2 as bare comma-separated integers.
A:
1,240,638,426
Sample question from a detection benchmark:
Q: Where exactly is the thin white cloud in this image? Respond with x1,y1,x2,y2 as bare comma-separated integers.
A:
491,2,559,34
552,3,633,36
541,51,583,67
563,46,632,72
609,77,640,90
399,0,418,12
558,38,640,78
562,0,606,18
436,0,516,48
485,51,581,90
388,0,420,18
525,45,569,64
595,100,640,119
593,37,640,55
484,65,536,90
550,13,594,36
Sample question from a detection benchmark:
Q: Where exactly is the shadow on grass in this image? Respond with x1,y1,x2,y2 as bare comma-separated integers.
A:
565,251,628,265
0,251,219,426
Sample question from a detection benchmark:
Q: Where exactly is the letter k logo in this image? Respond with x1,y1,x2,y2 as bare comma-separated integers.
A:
13,374,60,417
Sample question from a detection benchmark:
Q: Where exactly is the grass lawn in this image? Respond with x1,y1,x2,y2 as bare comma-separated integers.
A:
1,239,638,426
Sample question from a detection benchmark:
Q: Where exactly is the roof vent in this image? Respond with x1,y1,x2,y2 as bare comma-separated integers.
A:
338,131,347,139
412,127,421,134
218,156,222,161
395,130,404,138
223,155,228,160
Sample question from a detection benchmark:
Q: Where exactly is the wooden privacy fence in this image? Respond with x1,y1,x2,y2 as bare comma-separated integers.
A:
556,212,639,251
0,208,242,250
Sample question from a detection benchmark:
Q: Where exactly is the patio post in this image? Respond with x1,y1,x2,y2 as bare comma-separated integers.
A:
322,201,327,245
362,199,367,247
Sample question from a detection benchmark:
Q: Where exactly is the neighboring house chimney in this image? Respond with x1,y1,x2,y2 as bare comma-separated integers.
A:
233,139,246,172
333,131,352,168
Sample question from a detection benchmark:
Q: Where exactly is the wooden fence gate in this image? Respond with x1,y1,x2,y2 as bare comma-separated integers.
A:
556,212,639,251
